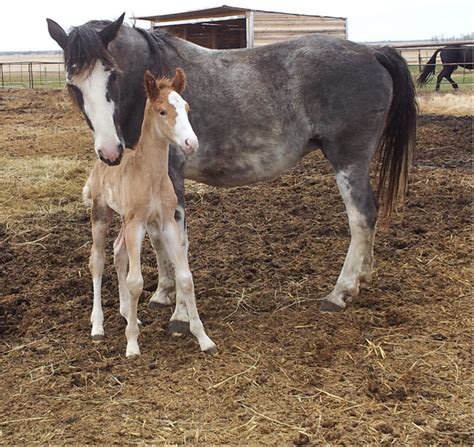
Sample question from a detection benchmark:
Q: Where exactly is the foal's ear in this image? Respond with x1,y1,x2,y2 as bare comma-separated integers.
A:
46,18,68,50
172,68,187,94
99,12,125,47
144,70,158,100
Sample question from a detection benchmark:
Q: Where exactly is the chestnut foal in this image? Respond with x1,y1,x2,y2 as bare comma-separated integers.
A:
84,68,216,357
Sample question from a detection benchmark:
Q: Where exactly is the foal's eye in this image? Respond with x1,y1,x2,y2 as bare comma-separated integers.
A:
159,110,167,116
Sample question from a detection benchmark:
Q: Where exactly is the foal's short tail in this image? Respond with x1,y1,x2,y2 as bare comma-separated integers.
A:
374,47,417,217
416,49,441,86
82,179,92,207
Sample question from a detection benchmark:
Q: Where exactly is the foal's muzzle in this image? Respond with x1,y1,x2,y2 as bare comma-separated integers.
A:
181,137,199,156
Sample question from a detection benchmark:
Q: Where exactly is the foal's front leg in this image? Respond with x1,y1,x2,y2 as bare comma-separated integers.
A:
89,201,113,340
123,218,146,357
160,219,217,354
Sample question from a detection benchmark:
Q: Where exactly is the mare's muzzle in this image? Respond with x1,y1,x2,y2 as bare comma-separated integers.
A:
98,143,124,166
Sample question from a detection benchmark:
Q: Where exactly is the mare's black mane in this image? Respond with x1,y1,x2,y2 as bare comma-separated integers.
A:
65,21,115,77
64,21,177,78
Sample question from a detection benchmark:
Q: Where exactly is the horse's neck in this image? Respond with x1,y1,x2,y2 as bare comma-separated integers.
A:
134,109,169,174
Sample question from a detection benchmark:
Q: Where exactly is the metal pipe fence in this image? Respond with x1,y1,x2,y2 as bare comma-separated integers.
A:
0,42,472,91
0,61,65,89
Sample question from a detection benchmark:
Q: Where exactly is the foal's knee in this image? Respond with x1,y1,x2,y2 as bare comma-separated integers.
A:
177,272,193,294
126,274,143,298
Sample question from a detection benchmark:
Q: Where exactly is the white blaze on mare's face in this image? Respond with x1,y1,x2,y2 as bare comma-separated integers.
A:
71,60,122,162
167,91,198,154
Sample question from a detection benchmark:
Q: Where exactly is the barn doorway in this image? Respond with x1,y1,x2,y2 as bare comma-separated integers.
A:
159,18,247,49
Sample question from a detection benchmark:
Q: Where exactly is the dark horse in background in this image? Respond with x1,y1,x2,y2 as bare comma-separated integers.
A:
46,13,416,337
417,45,474,91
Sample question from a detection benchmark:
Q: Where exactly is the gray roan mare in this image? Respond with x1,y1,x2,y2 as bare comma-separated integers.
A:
47,13,417,329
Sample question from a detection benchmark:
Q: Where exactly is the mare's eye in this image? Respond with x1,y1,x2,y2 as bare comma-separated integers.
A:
109,70,117,82
159,110,167,116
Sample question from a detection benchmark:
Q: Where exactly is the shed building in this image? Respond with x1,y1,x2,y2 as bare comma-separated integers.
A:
134,5,347,50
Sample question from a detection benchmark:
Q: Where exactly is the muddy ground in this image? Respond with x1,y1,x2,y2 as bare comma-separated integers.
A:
0,89,472,444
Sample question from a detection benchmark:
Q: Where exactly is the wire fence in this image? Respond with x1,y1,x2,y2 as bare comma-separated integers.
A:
0,42,472,91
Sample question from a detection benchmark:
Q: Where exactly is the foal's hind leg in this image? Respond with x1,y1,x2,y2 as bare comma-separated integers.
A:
147,228,175,308
114,223,142,327
320,164,378,312
89,199,113,340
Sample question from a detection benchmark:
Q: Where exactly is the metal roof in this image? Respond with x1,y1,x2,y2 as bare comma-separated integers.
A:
133,5,346,22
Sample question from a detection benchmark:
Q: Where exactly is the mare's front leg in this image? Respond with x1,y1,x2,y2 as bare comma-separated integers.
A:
89,200,113,340
148,150,190,336
148,220,190,336
123,218,146,357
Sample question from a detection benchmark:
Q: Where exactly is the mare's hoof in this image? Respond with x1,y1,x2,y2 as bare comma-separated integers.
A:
91,334,105,342
168,320,190,337
148,300,169,310
204,345,218,356
320,299,345,313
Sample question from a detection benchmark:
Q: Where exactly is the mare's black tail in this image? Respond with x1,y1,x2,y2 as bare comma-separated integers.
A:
374,47,417,217
417,49,441,86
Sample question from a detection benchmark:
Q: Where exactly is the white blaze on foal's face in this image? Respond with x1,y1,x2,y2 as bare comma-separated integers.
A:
167,91,198,155
69,60,123,165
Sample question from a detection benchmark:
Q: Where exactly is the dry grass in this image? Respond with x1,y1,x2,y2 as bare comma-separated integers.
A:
0,155,93,222
417,91,474,116
0,89,472,445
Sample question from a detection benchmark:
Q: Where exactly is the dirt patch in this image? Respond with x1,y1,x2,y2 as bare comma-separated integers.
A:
0,89,472,444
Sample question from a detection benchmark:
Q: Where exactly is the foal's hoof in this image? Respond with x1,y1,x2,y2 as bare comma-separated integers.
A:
203,345,218,356
91,334,105,342
320,299,345,313
148,300,169,310
168,320,190,337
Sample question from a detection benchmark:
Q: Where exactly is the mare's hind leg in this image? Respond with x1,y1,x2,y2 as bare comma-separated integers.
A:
320,164,378,312
89,199,113,340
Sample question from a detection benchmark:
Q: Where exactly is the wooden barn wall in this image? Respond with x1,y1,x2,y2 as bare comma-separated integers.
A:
252,12,347,47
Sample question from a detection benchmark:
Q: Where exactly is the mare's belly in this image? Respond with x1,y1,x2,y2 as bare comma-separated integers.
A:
184,143,305,187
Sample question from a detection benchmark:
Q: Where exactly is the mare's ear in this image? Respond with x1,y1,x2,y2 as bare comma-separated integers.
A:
98,13,125,47
46,18,68,50
172,68,187,94
144,70,158,100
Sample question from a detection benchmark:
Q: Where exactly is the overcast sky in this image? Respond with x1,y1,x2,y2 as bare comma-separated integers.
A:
2,0,473,51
